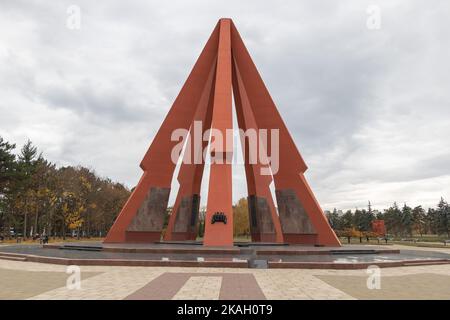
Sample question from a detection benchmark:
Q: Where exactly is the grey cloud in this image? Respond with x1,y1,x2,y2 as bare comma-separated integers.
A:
42,82,149,123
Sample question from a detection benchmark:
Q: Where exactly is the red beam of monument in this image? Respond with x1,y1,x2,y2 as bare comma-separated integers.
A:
104,18,341,247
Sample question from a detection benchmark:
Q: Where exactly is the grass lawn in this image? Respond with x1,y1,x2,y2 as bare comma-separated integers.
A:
337,236,450,249
391,241,450,249
0,237,105,245
2,235,448,249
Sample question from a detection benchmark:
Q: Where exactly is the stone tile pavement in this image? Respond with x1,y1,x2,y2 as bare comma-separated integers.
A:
0,259,449,300
0,268,100,299
316,273,450,299
173,276,222,300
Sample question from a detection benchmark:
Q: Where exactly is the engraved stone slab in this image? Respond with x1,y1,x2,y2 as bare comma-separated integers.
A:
247,196,275,234
173,194,200,233
127,187,170,232
248,195,258,228
275,189,316,234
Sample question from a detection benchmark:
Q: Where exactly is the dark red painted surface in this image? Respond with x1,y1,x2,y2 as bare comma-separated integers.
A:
104,19,341,247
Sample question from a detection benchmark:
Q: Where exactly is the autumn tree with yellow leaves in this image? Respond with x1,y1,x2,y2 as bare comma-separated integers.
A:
0,137,130,239
233,198,250,239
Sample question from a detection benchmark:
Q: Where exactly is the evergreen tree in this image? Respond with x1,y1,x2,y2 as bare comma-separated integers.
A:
436,197,450,237
354,209,367,231
367,201,375,222
341,210,353,229
0,136,17,186
376,210,384,220
16,140,40,237
0,137,17,233
401,203,413,237
412,206,426,236
384,202,402,236
327,208,341,230
427,208,438,234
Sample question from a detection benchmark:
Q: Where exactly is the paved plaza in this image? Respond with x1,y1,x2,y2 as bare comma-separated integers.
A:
0,245,449,300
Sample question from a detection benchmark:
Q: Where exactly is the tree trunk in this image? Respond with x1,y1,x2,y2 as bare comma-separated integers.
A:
23,211,27,239
34,207,39,236
87,218,91,238
62,221,66,240
53,215,58,239
0,211,4,231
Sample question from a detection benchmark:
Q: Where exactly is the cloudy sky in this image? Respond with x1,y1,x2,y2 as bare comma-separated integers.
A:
1,0,449,211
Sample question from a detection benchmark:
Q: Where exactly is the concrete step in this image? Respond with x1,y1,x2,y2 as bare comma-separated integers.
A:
330,250,377,255
0,255,27,262
403,260,450,266
60,245,102,251
0,252,26,258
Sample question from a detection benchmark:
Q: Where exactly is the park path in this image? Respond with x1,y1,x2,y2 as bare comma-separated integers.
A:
0,258,449,299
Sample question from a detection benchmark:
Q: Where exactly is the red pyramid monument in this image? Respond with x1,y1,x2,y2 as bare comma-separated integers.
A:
104,19,341,247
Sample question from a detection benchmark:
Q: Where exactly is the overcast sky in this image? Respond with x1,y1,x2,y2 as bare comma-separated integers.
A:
1,0,449,211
